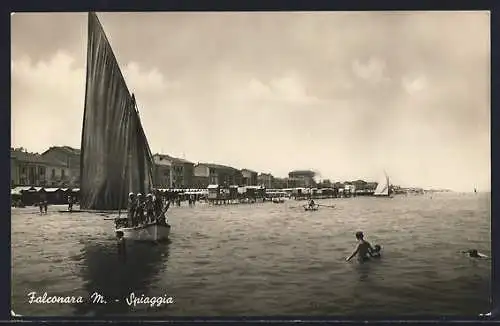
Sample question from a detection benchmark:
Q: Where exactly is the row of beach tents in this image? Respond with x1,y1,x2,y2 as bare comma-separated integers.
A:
11,184,364,207
11,186,81,206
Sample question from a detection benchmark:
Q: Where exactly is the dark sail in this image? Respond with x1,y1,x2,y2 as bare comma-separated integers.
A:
126,94,155,197
80,12,155,210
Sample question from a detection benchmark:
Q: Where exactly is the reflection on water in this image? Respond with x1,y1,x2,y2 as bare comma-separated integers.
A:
74,240,170,316
11,192,491,317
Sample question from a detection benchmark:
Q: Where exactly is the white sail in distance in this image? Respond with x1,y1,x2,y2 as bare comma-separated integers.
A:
373,171,390,196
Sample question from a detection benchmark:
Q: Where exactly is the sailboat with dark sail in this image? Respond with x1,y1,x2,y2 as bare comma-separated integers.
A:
80,12,170,241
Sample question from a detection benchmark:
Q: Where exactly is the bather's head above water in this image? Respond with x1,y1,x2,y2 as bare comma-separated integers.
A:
468,249,479,257
355,231,364,240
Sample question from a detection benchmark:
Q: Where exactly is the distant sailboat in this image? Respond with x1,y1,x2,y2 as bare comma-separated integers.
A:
373,171,392,197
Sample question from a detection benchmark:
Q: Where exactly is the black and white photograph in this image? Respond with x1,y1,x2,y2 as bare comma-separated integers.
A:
11,11,490,317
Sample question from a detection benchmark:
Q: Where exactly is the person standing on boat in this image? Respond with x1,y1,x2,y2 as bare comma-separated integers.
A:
127,192,136,227
158,193,171,225
145,193,155,223
157,202,169,225
153,189,163,221
135,193,145,225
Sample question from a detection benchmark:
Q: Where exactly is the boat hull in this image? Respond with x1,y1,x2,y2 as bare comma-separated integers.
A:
303,205,319,211
115,222,170,242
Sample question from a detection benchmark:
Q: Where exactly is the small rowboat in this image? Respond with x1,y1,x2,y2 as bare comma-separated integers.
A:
303,204,319,211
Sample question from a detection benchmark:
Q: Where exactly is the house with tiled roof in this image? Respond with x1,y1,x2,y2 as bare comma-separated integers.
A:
288,169,316,188
257,173,274,188
41,146,81,187
11,148,69,187
152,153,194,188
241,168,258,186
194,162,243,187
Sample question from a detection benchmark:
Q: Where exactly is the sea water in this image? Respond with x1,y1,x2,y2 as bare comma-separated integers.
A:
11,192,490,317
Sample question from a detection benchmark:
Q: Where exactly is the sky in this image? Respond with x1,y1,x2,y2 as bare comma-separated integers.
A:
11,11,490,191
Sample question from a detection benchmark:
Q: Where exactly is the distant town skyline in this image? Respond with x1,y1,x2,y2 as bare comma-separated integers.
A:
11,12,490,192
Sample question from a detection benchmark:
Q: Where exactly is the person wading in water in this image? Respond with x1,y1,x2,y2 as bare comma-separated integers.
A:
462,249,489,259
346,231,376,262
308,198,316,209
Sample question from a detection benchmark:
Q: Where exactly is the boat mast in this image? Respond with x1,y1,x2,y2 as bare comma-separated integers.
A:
79,12,92,198
387,174,390,196
383,169,389,196
117,101,132,218
132,94,155,192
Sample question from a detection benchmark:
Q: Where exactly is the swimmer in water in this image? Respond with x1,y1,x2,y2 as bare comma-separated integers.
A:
346,231,376,262
462,249,489,259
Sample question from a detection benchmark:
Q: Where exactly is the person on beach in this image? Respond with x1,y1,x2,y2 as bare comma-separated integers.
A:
68,195,73,212
38,200,44,214
39,193,48,214
346,231,376,262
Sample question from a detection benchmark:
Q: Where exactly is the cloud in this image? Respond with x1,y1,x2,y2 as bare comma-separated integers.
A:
11,51,175,152
122,61,181,95
402,75,427,94
352,56,389,84
10,12,490,191
230,73,321,105
12,51,84,99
